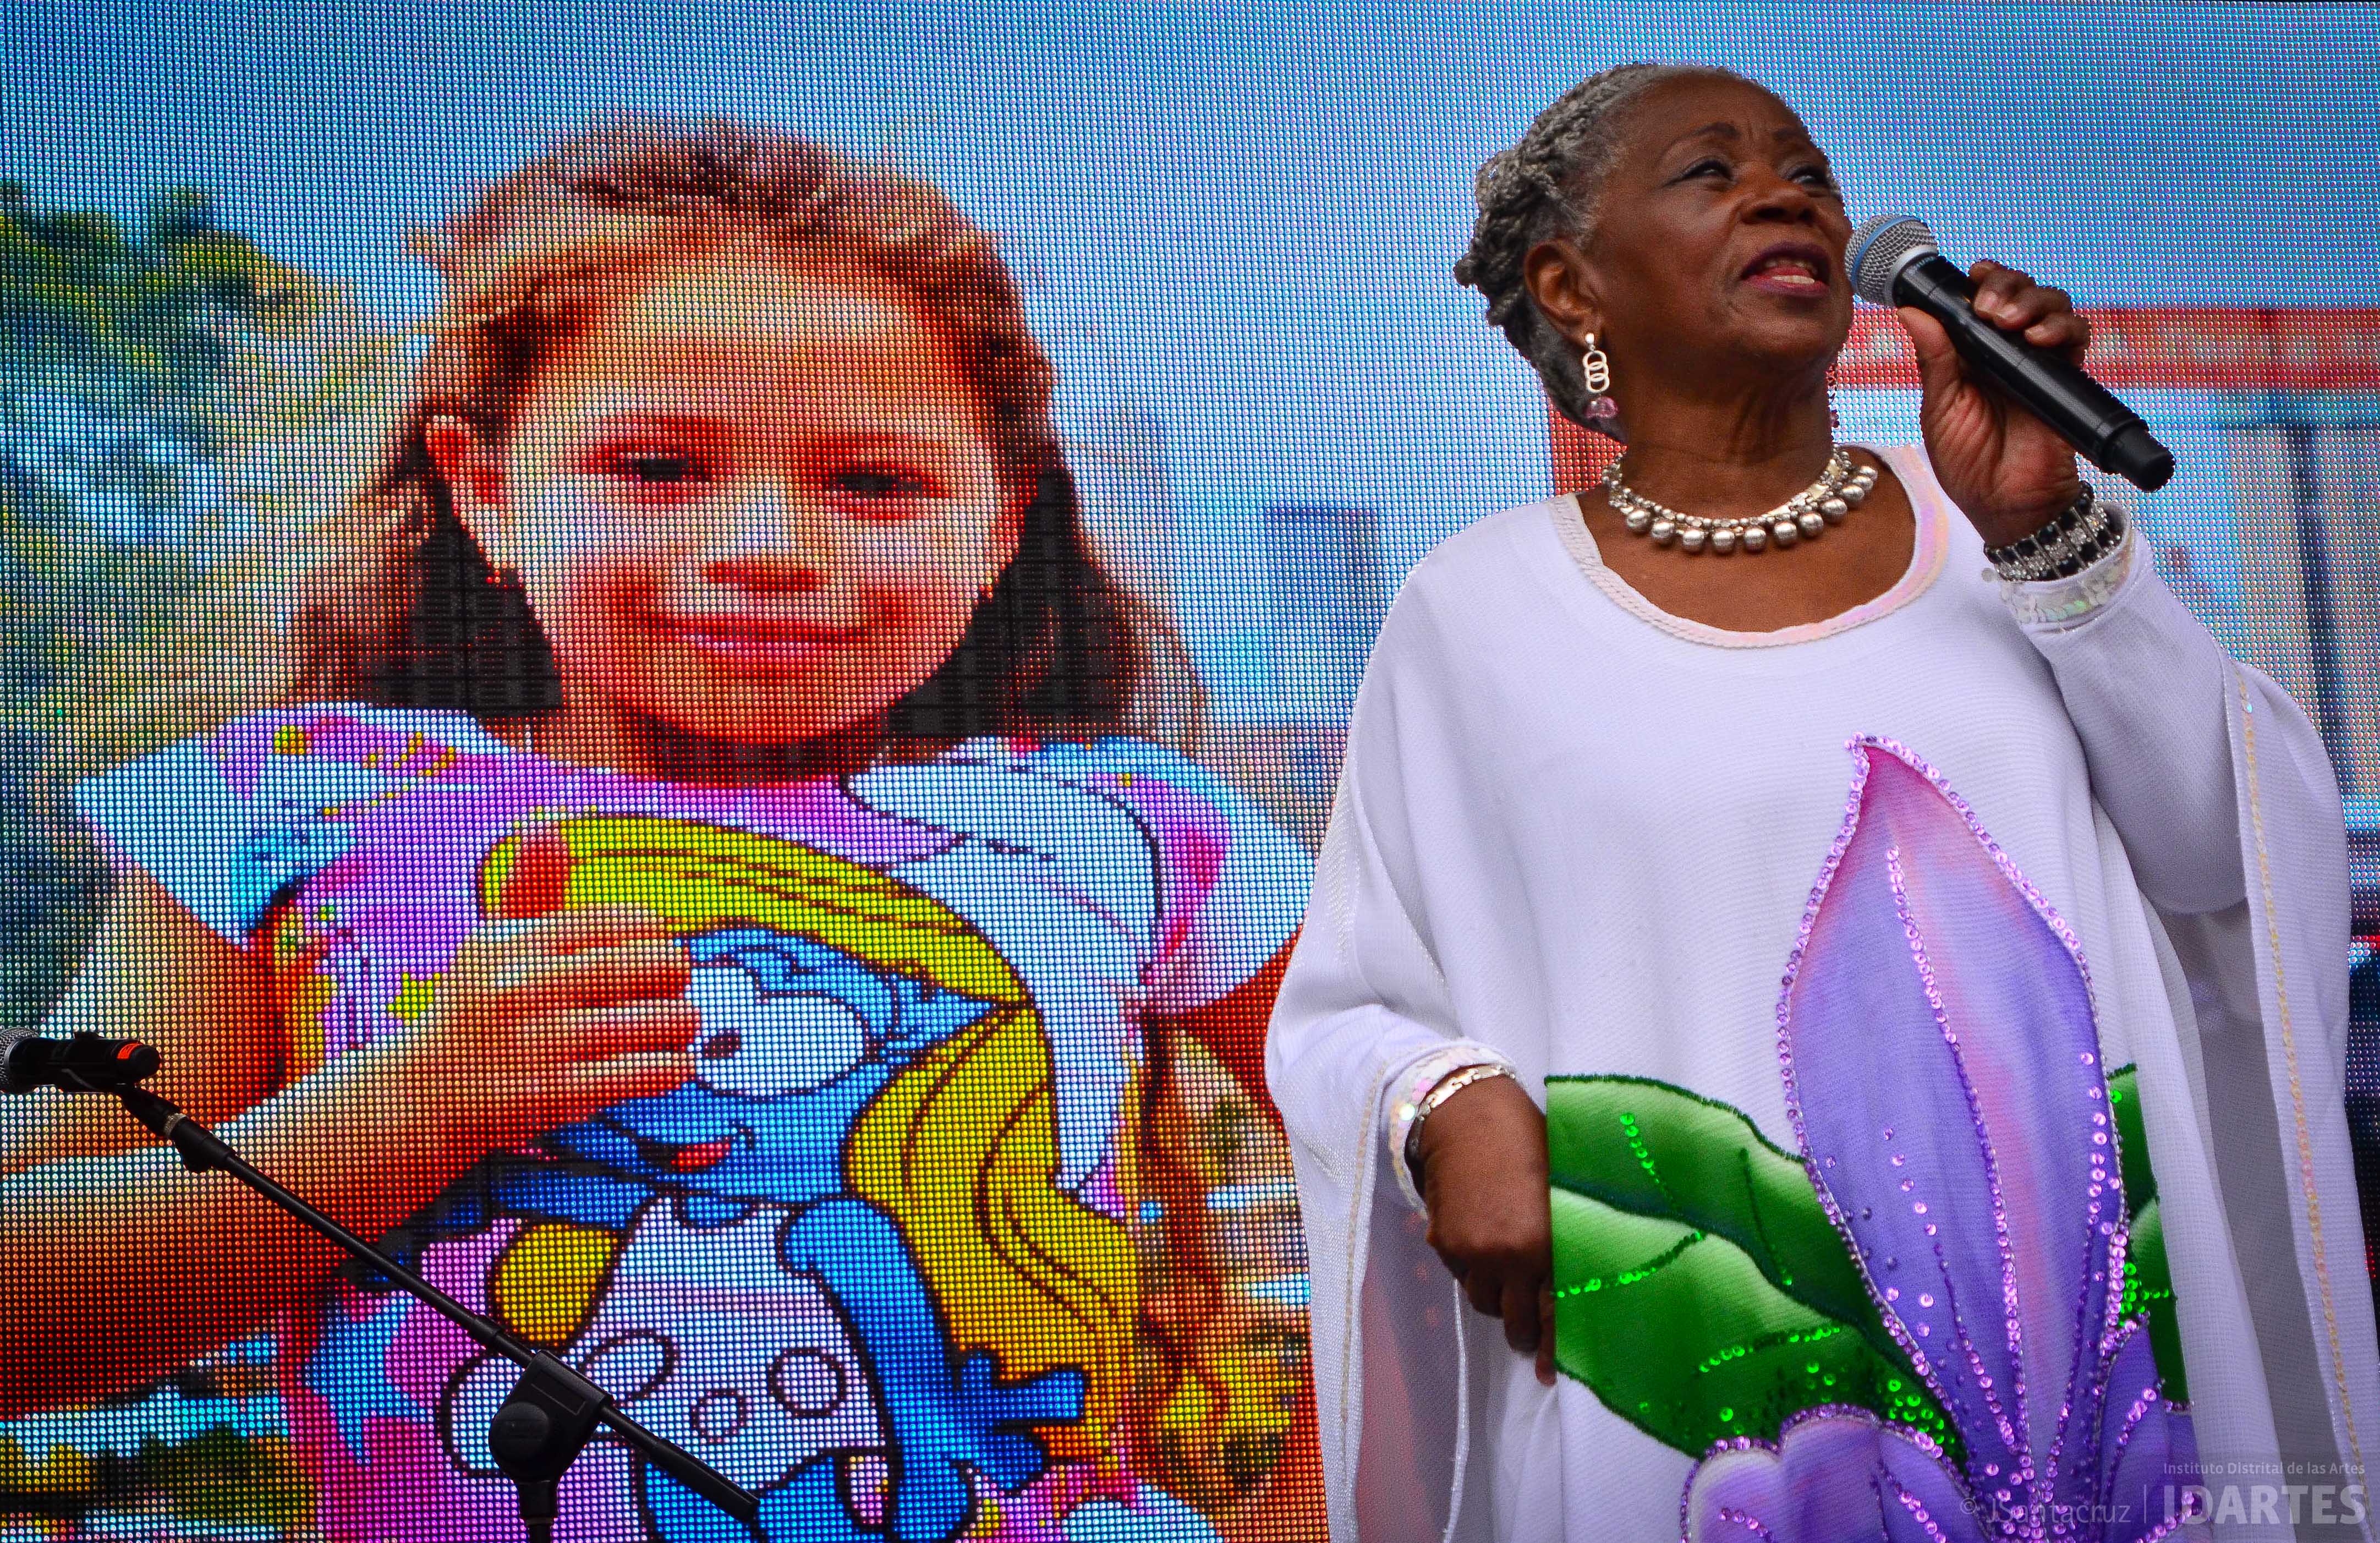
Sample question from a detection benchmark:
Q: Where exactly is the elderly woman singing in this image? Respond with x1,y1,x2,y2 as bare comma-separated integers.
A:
1266,63,2379,1543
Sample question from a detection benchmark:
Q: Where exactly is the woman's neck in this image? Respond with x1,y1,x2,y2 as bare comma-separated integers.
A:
1613,376,1839,522
529,699,891,782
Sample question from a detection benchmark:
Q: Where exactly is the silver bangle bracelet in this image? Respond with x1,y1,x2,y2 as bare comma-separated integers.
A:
1401,1062,1519,1185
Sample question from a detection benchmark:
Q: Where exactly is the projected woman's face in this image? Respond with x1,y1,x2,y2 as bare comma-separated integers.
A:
435,248,1017,748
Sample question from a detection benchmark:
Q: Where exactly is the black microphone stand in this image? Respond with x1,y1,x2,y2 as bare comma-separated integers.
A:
92,1077,761,1543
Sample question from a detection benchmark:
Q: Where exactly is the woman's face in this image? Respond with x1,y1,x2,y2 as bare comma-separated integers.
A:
1558,75,1853,386
437,247,1017,747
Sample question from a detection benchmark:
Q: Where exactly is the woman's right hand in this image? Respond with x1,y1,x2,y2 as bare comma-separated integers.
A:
373,904,698,1160
1414,1073,1558,1386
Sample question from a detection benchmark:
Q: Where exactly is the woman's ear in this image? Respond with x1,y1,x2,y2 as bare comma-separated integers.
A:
1521,235,1605,352
982,478,1032,582
995,491,1027,560
424,414,506,547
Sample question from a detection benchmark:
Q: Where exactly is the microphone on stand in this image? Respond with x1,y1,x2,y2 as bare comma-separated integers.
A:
0,1028,163,1095
9,1022,760,1536
0,849,758,1537
1845,213,2175,491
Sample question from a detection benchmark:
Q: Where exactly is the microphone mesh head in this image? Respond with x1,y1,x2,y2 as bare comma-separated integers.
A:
1846,214,1938,306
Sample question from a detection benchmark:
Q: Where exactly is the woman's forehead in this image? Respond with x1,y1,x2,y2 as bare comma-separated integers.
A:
616,250,928,342
532,258,970,409
1614,75,1819,165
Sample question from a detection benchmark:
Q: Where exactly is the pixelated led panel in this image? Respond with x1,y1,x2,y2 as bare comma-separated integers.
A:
3,5,2376,1541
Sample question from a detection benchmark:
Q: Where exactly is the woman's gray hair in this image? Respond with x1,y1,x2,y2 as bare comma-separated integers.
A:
1454,63,1753,434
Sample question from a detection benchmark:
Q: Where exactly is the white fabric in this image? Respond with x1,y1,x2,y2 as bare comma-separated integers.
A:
1265,443,2380,1542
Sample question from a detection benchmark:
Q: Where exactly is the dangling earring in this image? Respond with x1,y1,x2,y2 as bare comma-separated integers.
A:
1581,333,1619,423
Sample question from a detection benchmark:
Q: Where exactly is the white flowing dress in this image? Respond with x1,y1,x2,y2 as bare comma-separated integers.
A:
1265,444,2380,1543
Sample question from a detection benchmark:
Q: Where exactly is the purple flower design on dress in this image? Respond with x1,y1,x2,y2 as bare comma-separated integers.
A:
1681,738,2198,1543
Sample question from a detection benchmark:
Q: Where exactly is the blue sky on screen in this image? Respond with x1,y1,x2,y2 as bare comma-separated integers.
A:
9,0,2376,690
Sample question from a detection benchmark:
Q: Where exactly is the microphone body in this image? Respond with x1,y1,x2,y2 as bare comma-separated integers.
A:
1846,215,2174,491
0,1028,162,1095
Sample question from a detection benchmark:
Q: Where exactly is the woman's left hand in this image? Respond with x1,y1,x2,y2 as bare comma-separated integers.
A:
1900,259,2091,548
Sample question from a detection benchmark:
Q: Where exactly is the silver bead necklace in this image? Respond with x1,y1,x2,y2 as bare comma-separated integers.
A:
1600,446,1877,555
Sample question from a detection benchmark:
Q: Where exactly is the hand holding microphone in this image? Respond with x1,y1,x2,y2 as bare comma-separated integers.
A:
1847,214,2173,549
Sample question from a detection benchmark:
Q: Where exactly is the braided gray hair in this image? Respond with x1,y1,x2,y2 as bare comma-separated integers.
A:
1454,63,1754,435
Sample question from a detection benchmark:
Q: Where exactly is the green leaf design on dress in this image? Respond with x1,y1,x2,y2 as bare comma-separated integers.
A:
2109,1065,2187,1403
1545,1075,1959,1460
1546,1067,2186,1457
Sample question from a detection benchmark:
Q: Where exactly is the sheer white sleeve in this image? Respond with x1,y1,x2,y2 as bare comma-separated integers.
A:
2004,518,2299,914
1265,588,1512,1211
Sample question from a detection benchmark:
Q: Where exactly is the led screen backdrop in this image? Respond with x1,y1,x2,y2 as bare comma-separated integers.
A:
2,3,2377,1540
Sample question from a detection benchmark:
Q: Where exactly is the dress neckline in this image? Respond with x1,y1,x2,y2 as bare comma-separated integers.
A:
1544,441,1952,650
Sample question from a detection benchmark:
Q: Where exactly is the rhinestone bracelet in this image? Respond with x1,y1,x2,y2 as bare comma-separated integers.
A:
1984,484,2127,583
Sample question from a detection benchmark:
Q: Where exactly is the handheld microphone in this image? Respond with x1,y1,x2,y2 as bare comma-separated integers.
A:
1845,214,2174,492
0,1028,163,1095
